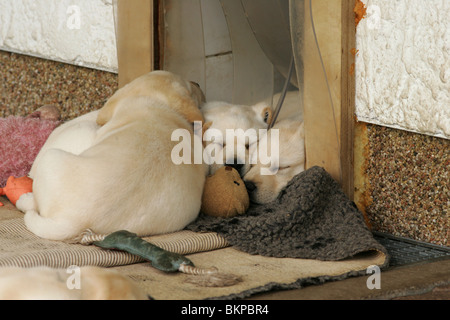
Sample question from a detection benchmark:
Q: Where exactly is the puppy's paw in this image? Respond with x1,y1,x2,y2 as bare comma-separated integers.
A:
15,192,36,213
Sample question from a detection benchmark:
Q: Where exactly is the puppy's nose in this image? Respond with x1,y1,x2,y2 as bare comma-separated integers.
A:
244,180,256,193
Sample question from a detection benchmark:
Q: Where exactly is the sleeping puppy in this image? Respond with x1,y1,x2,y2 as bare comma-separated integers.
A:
18,71,207,241
29,75,205,179
201,101,272,176
241,90,305,204
243,118,305,204
200,90,304,204
0,266,147,300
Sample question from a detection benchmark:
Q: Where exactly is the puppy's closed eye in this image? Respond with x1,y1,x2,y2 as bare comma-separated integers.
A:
265,165,290,175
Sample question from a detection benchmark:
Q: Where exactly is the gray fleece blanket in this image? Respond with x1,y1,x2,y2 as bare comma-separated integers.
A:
187,166,389,263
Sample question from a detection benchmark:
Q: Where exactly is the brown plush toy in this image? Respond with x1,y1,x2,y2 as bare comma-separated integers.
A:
201,166,249,218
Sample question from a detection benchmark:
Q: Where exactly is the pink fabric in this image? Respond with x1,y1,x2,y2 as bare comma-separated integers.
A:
0,116,60,187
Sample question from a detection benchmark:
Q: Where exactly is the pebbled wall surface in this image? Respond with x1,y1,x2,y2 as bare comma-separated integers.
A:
355,0,449,246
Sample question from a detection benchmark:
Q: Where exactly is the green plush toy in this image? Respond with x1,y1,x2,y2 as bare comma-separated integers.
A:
94,230,193,273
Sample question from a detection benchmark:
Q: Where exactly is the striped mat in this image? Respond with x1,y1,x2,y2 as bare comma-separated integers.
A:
0,200,389,300
0,216,229,269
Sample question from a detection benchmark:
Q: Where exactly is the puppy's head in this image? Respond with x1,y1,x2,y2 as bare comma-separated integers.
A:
243,120,305,204
97,71,205,126
202,101,272,176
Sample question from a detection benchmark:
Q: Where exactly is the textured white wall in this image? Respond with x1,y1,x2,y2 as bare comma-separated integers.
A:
0,0,117,72
356,0,449,139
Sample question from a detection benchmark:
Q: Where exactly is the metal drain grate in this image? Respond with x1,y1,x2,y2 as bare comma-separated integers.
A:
373,232,450,267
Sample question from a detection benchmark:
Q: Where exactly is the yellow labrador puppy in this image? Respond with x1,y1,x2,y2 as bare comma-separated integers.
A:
199,91,304,204
19,71,207,240
0,266,147,300
201,101,272,176
243,118,305,204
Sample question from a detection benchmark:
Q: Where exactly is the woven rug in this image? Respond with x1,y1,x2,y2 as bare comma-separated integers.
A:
112,247,386,300
0,167,389,299
0,204,227,269
0,206,387,300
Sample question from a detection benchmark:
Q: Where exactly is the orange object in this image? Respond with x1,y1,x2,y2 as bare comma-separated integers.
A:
0,176,33,206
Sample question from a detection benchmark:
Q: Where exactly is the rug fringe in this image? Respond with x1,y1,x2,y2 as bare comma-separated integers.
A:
68,229,107,245
178,263,218,275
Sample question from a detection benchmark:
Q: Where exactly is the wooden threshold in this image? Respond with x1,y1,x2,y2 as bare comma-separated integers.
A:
116,0,155,88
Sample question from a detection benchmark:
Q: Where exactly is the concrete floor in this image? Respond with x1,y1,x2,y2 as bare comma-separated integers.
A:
247,258,450,300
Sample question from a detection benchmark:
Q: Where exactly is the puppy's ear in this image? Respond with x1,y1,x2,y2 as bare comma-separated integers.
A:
202,121,213,136
252,102,273,125
189,82,206,105
96,74,145,126
262,107,273,125
168,78,205,123
174,95,205,124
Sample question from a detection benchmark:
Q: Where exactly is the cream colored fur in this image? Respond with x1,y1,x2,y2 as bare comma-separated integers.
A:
18,71,207,240
243,119,305,204
201,101,272,175
0,266,147,300
200,90,305,204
